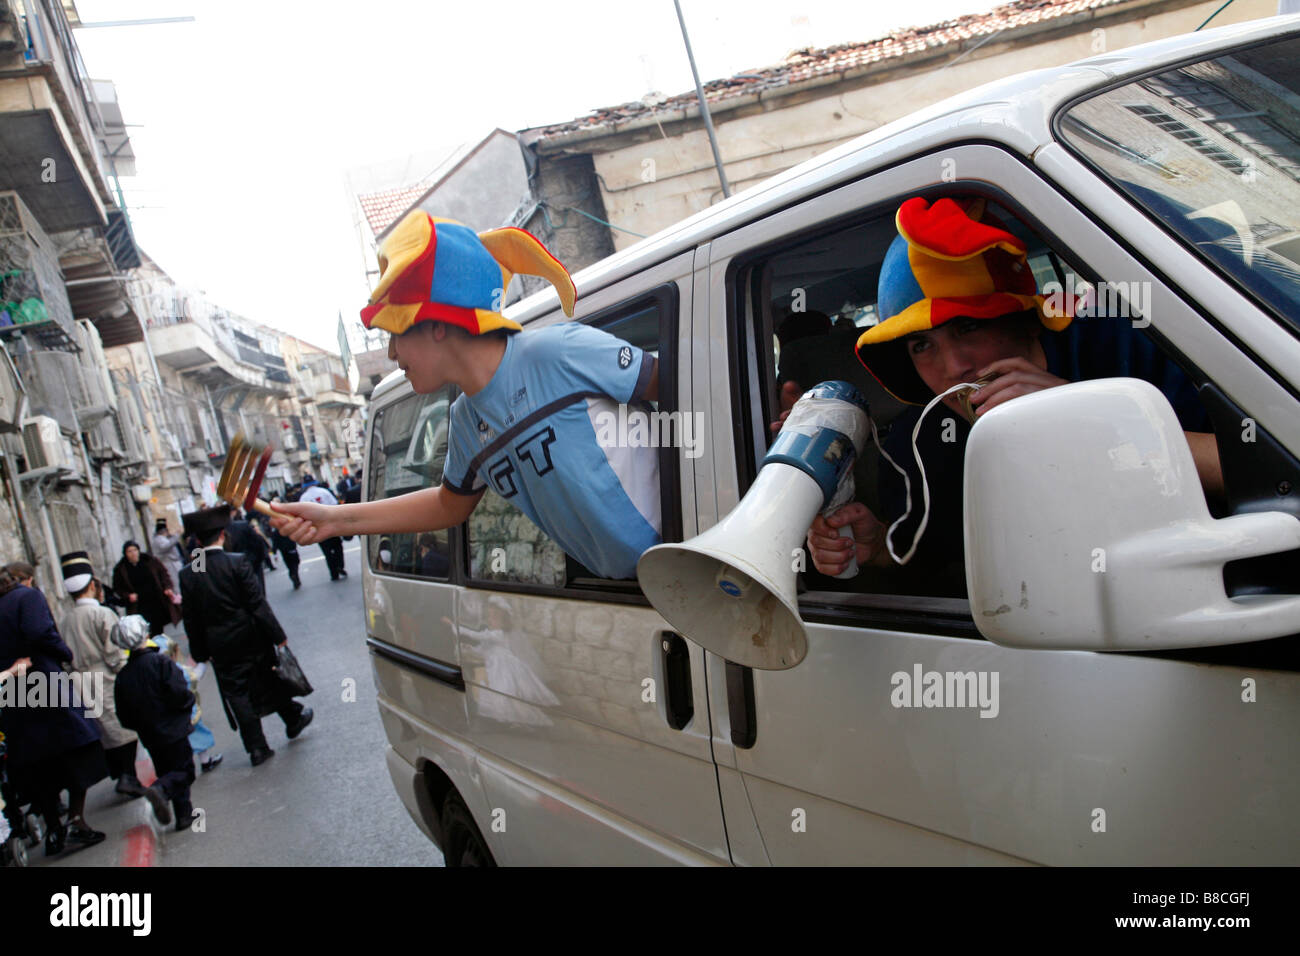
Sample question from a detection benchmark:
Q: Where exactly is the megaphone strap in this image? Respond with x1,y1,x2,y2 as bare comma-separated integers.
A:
878,381,984,566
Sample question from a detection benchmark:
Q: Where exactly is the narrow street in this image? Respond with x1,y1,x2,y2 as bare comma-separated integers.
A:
40,544,444,868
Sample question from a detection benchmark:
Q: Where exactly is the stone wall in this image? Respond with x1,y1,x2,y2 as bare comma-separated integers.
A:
467,488,566,587
517,151,617,303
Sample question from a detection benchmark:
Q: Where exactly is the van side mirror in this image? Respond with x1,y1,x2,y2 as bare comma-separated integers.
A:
964,378,1300,651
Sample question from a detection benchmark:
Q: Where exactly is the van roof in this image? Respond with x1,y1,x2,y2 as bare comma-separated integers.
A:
371,14,1300,404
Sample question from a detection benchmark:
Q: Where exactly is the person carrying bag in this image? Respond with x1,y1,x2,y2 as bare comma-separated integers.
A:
178,505,314,768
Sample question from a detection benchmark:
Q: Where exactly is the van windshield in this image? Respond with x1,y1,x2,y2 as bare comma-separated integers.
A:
1057,35,1300,329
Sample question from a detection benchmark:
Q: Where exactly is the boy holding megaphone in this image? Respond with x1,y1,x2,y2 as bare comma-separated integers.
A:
805,196,1224,592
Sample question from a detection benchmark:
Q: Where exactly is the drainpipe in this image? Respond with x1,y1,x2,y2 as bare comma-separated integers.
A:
204,383,223,445
32,474,66,601
75,429,114,570
136,298,167,397
2,396,37,564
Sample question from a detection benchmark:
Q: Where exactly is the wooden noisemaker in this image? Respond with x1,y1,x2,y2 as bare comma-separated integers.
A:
216,432,275,518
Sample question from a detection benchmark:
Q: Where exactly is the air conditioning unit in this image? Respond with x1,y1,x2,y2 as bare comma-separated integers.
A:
22,415,73,470
184,444,207,465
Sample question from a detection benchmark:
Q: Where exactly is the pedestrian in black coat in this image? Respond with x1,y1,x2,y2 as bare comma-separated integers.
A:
223,514,271,590
267,494,301,589
111,541,181,637
111,615,198,831
0,566,107,854
178,505,313,765
248,509,279,570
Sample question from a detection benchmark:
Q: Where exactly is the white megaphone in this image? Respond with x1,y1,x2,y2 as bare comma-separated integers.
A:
638,381,871,670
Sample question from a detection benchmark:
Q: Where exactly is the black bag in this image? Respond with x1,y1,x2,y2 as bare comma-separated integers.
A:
272,644,313,698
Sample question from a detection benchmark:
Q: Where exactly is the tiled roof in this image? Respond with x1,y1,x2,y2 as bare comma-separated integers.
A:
355,135,512,237
356,177,437,237
526,0,1129,141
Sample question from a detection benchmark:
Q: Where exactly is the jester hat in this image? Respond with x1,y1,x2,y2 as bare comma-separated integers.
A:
855,197,1070,405
361,211,577,336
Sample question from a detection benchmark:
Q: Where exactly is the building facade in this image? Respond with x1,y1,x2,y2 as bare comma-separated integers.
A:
516,0,1281,260
0,0,361,624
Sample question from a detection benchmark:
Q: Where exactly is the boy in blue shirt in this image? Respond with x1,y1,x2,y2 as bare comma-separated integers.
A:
271,212,661,579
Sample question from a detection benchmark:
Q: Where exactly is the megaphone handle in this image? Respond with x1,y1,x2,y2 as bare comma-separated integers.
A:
834,523,859,579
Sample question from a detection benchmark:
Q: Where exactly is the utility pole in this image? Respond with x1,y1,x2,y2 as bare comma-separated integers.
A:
673,0,730,199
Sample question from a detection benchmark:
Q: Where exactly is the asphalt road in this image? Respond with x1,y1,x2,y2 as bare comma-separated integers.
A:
38,541,444,868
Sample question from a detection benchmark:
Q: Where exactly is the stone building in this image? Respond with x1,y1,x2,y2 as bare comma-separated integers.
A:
517,0,1280,260
0,1,362,614
0,0,145,609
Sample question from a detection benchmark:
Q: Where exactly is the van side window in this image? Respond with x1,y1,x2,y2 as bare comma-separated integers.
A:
367,389,453,578
741,195,1221,606
466,489,568,587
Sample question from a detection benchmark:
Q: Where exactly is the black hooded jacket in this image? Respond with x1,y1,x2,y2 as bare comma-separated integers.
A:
114,645,195,750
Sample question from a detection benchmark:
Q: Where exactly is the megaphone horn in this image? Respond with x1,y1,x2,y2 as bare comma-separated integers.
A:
638,382,871,670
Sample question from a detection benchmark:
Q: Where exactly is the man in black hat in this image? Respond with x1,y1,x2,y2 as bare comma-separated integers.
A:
178,505,313,766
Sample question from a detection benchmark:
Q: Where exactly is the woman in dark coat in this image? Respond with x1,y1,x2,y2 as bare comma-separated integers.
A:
0,566,108,854
111,541,181,637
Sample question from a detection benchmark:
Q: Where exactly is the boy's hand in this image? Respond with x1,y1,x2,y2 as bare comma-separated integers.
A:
807,502,887,575
969,357,1068,416
769,381,803,435
269,500,345,545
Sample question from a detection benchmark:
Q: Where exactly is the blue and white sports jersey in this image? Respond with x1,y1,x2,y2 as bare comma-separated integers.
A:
442,322,661,579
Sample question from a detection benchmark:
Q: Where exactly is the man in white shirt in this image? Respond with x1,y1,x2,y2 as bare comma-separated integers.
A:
59,551,146,799
297,475,347,580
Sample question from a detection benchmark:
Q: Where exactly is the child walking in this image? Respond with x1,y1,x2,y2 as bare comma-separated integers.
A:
111,616,198,831
155,636,222,773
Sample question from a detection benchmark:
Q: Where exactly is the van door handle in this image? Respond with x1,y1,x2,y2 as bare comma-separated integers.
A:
726,662,756,749
659,632,694,730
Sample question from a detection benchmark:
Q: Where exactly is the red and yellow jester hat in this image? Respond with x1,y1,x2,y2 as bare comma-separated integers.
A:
360,211,577,335
855,196,1071,404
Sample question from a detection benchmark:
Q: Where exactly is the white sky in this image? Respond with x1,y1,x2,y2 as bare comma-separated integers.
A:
73,0,1006,353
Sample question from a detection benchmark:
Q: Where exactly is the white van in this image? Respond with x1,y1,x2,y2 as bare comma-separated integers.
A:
362,17,1300,866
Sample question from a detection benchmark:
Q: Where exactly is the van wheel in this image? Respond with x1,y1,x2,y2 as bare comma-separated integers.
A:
440,791,496,868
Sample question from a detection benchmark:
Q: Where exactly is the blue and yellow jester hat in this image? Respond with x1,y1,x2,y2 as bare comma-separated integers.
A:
361,211,577,336
855,197,1071,404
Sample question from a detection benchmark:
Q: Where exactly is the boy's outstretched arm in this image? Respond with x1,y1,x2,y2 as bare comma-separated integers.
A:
269,484,486,546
